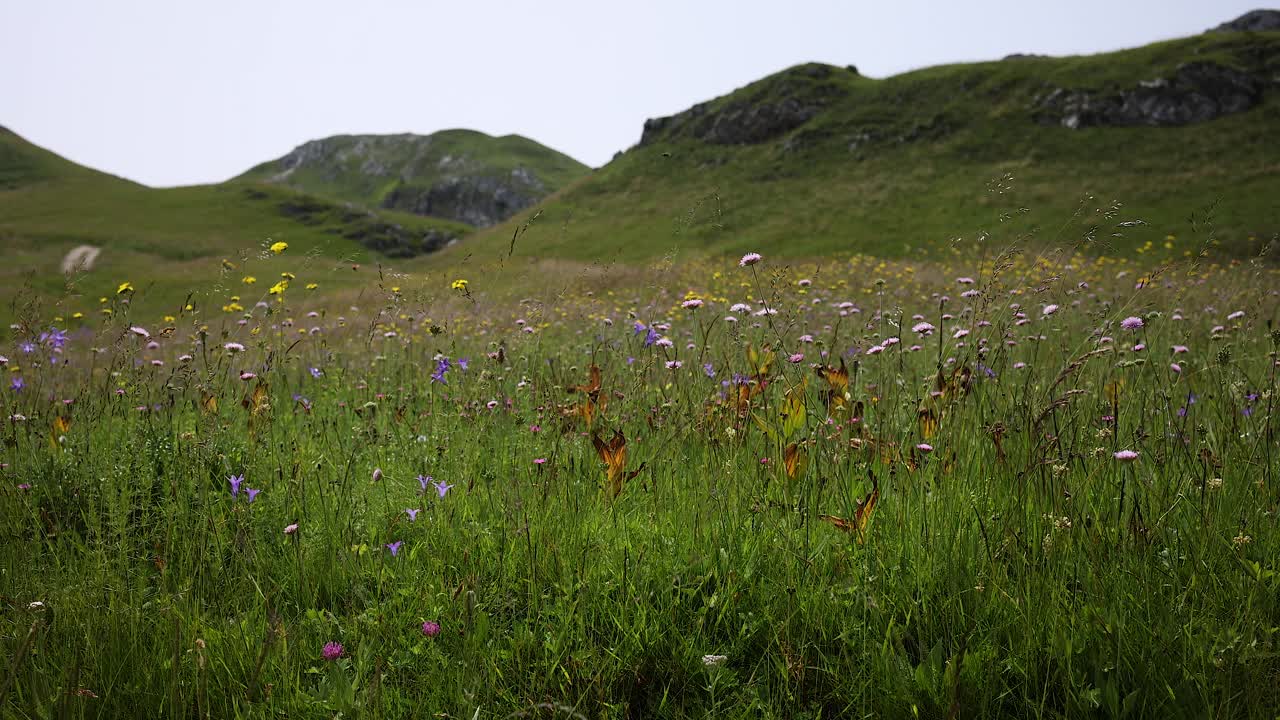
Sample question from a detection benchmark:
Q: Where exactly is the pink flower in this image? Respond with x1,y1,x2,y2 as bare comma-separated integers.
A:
421,621,441,637
1042,304,1059,316
322,642,343,661
1120,316,1143,330
787,353,804,363
681,298,704,309
1171,345,1189,354
283,523,299,535
1170,363,1182,374
916,443,933,453
912,322,935,334
1113,450,1139,462
739,252,762,267
533,458,547,465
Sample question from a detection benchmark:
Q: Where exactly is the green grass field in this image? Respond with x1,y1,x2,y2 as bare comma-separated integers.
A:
1,236,1278,717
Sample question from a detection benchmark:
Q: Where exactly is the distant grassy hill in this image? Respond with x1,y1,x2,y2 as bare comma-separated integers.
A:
236,130,590,227
0,126,470,321
460,28,1280,264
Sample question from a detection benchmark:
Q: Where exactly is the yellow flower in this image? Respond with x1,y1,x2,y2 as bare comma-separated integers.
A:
269,280,288,295
451,279,469,291
280,272,295,280
270,241,289,255
72,312,84,319
222,259,237,270
163,315,175,323
242,276,257,285
116,282,134,295
306,283,319,290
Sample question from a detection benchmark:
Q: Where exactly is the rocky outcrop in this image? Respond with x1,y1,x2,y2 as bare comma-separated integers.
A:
381,172,543,228
640,64,848,146
1033,61,1264,128
252,189,460,259
1210,9,1280,33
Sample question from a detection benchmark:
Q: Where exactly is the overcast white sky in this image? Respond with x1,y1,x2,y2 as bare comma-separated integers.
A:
0,0,1261,187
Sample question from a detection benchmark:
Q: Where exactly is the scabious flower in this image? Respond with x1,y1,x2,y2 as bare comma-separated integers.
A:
1113,450,1139,462
1120,316,1144,330
322,642,343,661
1042,304,1059,316
787,353,804,364
729,303,752,314
739,252,762,267
665,360,683,370
224,342,245,353
681,298,704,309
1227,310,1245,321
912,322,935,335
916,443,933,453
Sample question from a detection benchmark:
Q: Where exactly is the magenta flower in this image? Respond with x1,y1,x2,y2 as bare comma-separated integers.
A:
787,353,804,363
322,642,343,661
534,458,547,465
421,621,441,637
916,443,933,453
1113,450,1139,462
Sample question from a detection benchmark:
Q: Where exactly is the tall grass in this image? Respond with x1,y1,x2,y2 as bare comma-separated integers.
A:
1,232,1278,718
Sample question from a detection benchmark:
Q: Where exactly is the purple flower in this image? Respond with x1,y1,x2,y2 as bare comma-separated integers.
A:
1120,316,1144,330
309,367,323,378
431,357,451,384
703,363,716,378
433,479,454,498
386,541,403,557
229,474,243,497
916,443,933,453
19,342,35,354
458,357,469,371
739,252,762,267
643,327,660,348
322,642,343,661
421,621,441,637
10,377,23,392
405,508,420,521
246,488,260,503
417,474,432,493
1113,450,1139,462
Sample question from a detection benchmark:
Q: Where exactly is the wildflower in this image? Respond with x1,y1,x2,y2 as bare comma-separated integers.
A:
322,642,343,661
953,328,969,339
224,342,245,353
1233,532,1252,547
1207,477,1223,490
665,360,683,370
787,353,804,363
534,458,547,465
284,523,299,535
655,337,674,349
372,468,383,482
239,372,256,380
681,298,704,309
739,252,762,267
451,279,469,291
702,654,728,667
957,277,975,285
1170,363,1182,374
422,621,441,637
268,280,288,295
306,283,318,290
229,474,243,497
116,281,134,295
269,241,288,254
729,303,752,313
1113,450,1139,462
1227,310,1245,321
1120,316,1144,330
309,367,323,378
1042,304,1059,316
418,475,433,493
703,363,716,378
433,479,454,498
242,276,257,285
912,322,935,334
386,541,403,557
1172,345,1188,354
10,377,24,392
916,443,933,453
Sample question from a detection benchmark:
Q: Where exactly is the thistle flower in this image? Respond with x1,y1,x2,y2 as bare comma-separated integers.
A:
322,642,343,661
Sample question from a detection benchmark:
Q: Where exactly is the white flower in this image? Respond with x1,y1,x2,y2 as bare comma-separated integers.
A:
702,654,728,667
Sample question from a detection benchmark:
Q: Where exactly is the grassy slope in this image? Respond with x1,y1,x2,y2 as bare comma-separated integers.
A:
457,32,1280,264
236,129,591,211
0,128,470,322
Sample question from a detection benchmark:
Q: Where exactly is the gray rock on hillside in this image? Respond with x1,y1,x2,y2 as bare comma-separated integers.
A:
1033,61,1264,128
1210,9,1280,33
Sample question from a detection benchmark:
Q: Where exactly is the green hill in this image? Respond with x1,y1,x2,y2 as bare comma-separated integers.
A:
236,129,590,227
458,28,1280,263
0,127,471,321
